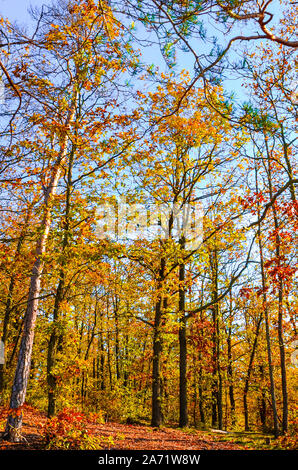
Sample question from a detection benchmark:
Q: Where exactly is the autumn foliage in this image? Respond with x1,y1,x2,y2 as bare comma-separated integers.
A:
0,0,297,450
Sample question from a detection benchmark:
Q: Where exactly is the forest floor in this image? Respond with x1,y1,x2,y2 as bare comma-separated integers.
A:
0,405,289,451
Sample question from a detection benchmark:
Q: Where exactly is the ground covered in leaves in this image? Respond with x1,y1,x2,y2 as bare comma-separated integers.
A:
0,405,295,451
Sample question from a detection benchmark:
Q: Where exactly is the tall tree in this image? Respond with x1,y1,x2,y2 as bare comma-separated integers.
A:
3,0,139,441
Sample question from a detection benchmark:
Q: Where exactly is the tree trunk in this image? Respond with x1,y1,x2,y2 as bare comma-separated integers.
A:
151,299,162,427
178,237,188,427
277,278,288,434
113,295,121,381
243,312,262,431
107,304,113,390
123,333,129,388
99,312,105,391
271,198,288,434
151,257,165,427
209,248,222,429
47,276,65,417
0,208,31,399
4,99,76,441
47,145,74,417
227,326,236,427
198,358,205,425
259,365,267,431
255,162,279,437
264,141,288,434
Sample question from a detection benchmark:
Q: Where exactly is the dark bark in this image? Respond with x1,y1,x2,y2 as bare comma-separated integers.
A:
113,295,121,381
151,257,165,427
209,249,222,429
123,334,129,388
47,146,74,417
227,325,236,427
265,141,288,434
243,312,262,431
263,289,279,437
178,237,188,427
47,276,65,417
198,357,205,425
226,291,236,427
106,302,113,390
192,352,198,427
99,312,105,391
259,365,267,431
277,278,288,434
255,162,279,437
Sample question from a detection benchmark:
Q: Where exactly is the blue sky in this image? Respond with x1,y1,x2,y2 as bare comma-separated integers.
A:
0,0,251,100
0,0,45,22
1,0,282,105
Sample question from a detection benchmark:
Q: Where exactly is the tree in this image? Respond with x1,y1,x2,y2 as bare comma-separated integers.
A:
3,0,140,441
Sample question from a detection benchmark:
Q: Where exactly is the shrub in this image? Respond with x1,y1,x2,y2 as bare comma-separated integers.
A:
42,408,113,450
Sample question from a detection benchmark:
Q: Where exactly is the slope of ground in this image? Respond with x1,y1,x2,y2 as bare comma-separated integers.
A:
0,405,245,451
1,405,295,451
